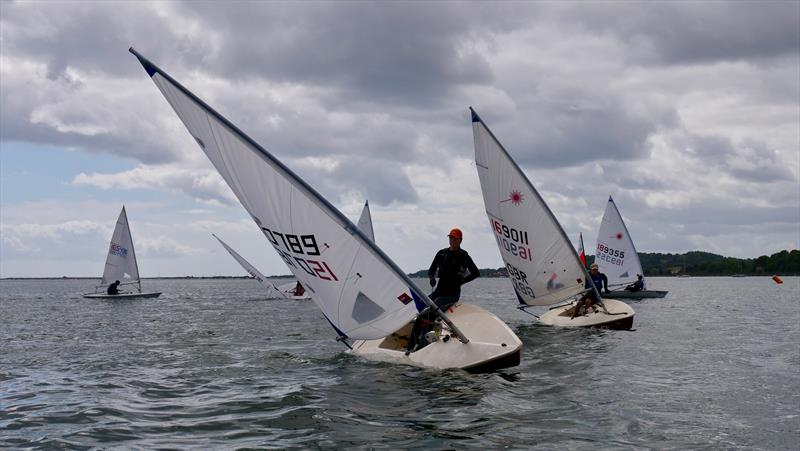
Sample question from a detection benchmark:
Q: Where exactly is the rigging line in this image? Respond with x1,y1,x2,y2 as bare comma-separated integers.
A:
335,336,352,350
516,305,539,319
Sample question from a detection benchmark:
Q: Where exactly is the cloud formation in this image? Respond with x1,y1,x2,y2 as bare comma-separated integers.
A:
1,0,797,276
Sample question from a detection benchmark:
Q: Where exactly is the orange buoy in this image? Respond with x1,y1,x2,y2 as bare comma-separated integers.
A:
772,275,783,284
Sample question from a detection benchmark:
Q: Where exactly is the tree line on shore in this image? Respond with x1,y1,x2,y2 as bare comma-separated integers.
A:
408,249,799,278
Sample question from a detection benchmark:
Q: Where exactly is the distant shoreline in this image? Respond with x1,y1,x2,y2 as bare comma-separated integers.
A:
3,249,797,280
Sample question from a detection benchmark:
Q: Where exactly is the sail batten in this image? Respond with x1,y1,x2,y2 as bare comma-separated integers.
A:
471,108,589,306
132,48,434,340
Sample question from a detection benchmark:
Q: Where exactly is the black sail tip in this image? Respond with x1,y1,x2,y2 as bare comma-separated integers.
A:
129,47,158,78
470,107,482,123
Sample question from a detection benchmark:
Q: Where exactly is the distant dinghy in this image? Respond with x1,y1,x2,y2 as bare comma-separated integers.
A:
213,233,310,300
132,49,521,372
83,206,162,299
471,108,633,329
595,196,668,299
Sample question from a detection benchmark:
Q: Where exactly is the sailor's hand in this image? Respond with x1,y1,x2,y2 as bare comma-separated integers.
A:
429,278,436,287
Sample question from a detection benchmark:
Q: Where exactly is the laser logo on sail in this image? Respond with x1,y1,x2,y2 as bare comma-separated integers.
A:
501,190,525,206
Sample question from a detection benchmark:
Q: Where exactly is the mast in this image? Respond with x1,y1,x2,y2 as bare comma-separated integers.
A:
122,206,143,294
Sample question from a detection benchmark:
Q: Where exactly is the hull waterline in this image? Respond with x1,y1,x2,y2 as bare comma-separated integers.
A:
83,292,162,299
606,289,668,299
539,298,634,330
349,303,522,372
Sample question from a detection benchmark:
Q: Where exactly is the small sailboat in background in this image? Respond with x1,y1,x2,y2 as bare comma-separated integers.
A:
213,200,374,300
212,233,310,299
132,49,521,372
471,108,633,329
83,206,162,299
595,196,668,299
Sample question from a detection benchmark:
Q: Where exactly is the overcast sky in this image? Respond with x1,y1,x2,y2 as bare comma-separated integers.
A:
1,0,798,278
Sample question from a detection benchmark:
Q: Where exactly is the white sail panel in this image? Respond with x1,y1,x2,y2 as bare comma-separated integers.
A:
596,196,644,289
472,109,586,306
101,206,140,287
134,51,419,340
356,201,375,242
213,234,286,298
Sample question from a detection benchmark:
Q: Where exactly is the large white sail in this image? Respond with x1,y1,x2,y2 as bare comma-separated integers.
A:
101,206,140,290
213,233,286,298
596,196,645,289
472,108,587,306
132,49,435,340
356,201,375,242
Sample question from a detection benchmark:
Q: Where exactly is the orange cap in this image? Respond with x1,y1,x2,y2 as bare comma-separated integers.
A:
447,228,463,239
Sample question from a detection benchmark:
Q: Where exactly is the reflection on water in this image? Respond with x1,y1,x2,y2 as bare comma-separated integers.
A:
1,277,798,449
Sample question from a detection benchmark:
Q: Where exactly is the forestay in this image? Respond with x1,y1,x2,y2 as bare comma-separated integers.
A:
356,201,375,242
101,206,140,288
132,49,427,340
471,108,586,306
213,233,285,298
596,196,644,289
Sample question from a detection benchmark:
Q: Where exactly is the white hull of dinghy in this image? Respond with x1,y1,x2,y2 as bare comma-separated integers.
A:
83,292,162,299
539,298,634,330
606,289,668,299
276,282,311,300
349,303,522,373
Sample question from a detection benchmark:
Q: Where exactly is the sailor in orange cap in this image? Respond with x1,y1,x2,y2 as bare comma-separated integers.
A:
406,227,480,354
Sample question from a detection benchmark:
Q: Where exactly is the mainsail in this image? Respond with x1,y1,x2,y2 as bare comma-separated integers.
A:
596,196,644,289
213,233,285,298
356,201,375,242
131,49,456,341
101,206,141,292
471,108,589,306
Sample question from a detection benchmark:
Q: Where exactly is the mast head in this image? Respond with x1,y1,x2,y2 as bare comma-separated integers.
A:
470,107,482,123
129,47,158,77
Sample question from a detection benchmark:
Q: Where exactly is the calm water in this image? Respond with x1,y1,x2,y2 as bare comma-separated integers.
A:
1,276,798,449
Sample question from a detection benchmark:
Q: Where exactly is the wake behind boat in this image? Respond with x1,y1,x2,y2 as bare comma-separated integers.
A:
83,206,161,299
595,196,668,299
132,49,521,372
471,108,634,329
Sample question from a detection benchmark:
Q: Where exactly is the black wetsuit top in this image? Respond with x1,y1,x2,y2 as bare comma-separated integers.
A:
428,248,480,298
585,271,608,296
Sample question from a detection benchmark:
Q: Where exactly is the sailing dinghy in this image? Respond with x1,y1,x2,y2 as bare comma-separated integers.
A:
83,206,161,299
132,49,521,372
594,196,668,299
471,108,633,329
213,233,310,300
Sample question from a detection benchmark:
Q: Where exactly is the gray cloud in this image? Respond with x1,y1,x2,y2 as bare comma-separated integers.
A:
290,157,418,206
177,1,501,107
562,1,800,64
672,132,797,183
